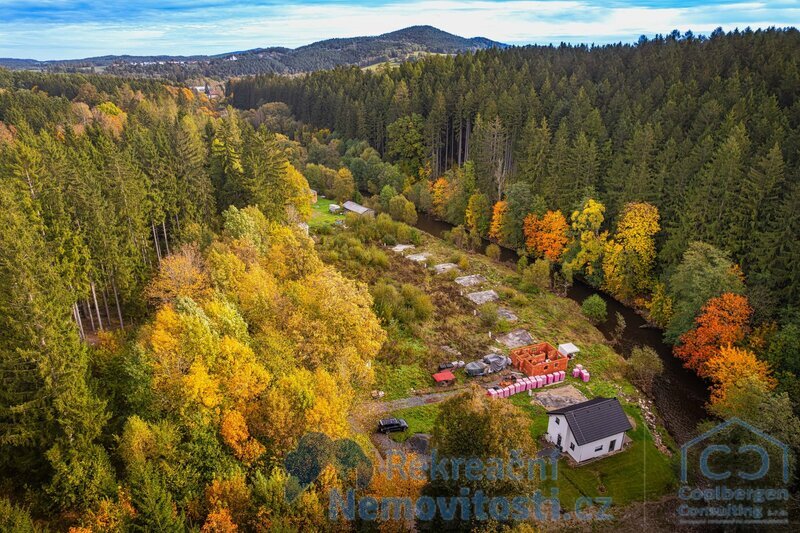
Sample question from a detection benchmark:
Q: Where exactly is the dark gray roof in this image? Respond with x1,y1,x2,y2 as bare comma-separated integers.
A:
548,398,632,445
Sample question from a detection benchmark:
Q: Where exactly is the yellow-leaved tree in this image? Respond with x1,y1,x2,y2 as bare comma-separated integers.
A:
705,345,775,408
602,202,660,300
489,200,508,242
566,198,608,284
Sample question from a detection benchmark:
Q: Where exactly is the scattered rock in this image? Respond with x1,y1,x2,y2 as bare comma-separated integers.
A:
533,385,588,410
439,345,462,358
433,262,458,274
391,244,415,253
406,253,430,262
466,290,499,305
454,274,487,287
495,328,534,348
497,307,518,322
638,398,671,456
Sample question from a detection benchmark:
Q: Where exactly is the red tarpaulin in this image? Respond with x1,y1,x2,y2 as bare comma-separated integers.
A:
433,370,456,382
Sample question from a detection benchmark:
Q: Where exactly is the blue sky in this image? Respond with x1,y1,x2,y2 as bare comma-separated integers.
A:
0,1,797,60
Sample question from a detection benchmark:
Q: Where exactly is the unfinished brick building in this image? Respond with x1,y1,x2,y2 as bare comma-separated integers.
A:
510,342,569,377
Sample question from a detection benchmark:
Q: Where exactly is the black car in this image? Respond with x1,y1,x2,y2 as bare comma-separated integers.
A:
377,418,409,434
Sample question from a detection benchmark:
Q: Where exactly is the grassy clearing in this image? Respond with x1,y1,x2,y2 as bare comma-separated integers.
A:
309,197,344,229
375,363,431,400
544,407,677,508
362,52,449,71
388,403,441,443
510,391,675,508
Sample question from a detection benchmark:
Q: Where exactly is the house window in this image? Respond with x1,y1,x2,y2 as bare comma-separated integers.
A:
569,443,575,451
594,445,603,452
555,417,560,425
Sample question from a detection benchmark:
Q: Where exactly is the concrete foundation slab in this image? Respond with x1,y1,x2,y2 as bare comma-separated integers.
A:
467,290,499,305
455,274,487,287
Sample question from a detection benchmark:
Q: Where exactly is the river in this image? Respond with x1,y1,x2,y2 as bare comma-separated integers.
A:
413,211,709,445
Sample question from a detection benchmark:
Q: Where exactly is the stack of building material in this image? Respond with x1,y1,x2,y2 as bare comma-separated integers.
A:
487,370,571,398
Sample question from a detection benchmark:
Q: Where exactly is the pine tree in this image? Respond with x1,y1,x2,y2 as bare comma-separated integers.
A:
0,184,112,508
129,466,185,533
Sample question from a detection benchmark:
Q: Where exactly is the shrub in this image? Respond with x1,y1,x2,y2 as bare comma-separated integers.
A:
468,229,483,251
401,284,434,322
449,225,469,249
365,246,389,268
371,281,433,326
372,282,402,323
521,259,551,292
387,194,418,225
449,252,466,264
516,255,529,273
479,303,499,327
581,294,608,324
486,243,501,260
396,224,413,244
627,346,664,395
497,287,516,300
445,252,469,271
510,293,529,306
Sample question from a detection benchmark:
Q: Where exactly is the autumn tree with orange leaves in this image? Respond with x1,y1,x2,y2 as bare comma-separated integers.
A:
705,345,775,407
523,210,569,261
674,293,752,376
488,200,508,241
430,177,450,219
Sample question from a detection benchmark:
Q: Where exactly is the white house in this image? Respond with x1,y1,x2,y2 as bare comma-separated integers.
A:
546,398,631,462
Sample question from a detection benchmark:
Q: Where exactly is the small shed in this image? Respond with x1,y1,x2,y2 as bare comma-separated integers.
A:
558,343,580,359
342,200,375,216
329,203,341,214
432,370,455,386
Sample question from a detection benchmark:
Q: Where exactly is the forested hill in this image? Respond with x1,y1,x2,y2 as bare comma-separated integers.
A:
0,25,505,80
228,27,800,316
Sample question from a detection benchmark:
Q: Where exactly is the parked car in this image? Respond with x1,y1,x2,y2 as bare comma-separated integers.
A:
377,418,409,434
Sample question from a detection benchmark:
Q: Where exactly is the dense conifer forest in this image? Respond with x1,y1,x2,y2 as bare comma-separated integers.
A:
1,27,800,531
229,28,800,317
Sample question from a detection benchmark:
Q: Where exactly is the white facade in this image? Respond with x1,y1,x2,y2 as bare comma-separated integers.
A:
546,414,625,463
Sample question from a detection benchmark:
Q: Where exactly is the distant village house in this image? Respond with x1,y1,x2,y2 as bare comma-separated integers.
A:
342,200,375,216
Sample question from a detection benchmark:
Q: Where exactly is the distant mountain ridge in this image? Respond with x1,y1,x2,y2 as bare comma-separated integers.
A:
0,26,506,79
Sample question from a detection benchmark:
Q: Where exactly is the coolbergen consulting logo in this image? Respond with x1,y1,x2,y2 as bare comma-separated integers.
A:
678,417,790,526
284,435,614,523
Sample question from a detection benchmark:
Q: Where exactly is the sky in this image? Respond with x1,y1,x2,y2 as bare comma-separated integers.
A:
0,0,797,60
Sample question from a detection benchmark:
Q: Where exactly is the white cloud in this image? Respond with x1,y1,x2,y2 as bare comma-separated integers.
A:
0,0,797,59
